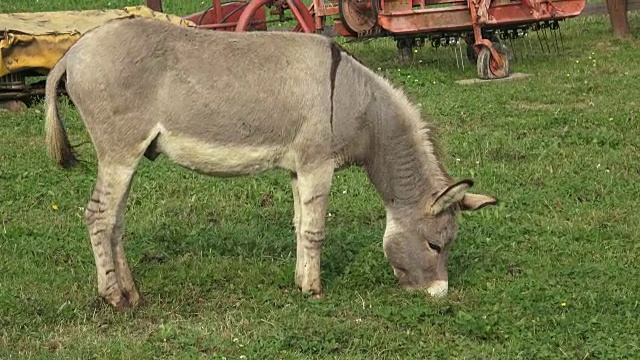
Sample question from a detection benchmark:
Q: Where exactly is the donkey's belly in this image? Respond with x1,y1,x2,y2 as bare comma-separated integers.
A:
156,131,296,177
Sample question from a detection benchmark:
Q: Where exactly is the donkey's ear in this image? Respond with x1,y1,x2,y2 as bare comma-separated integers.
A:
460,193,498,211
428,179,474,215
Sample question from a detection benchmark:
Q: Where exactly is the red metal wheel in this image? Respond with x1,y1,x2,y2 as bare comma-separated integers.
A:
285,0,315,33
476,42,510,80
235,0,274,31
235,0,315,32
338,0,378,36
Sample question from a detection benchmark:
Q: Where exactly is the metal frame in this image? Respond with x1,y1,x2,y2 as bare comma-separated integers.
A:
145,0,584,79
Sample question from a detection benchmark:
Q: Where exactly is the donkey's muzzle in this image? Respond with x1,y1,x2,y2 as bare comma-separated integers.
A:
427,280,448,297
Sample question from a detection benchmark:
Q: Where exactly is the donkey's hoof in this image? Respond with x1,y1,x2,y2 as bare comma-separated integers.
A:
102,292,132,311
122,288,143,307
112,296,132,311
133,294,148,307
298,284,323,299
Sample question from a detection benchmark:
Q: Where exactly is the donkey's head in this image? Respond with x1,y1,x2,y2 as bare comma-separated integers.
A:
382,179,497,297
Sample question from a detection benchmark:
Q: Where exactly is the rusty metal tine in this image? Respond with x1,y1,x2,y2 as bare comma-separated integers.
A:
559,25,565,51
527,31,535,57
451,42,457,69
549,26,557,53
523,35,529,62
542,26,551,54
456,39,464,71
552,26,559,53
446,39,454,70
434,43,440,70
451,45,457,70
536,27,545,54
453,40,460,70
509,35,517,63
458,40,465,71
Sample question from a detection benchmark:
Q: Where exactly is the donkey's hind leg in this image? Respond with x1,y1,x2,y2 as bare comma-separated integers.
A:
85,162,137,309
111,175,140,306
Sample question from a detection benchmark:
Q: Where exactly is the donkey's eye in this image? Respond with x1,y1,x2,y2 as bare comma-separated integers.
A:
428,242,442,253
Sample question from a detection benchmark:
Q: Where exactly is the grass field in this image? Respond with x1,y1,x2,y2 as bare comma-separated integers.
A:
1,1,639,358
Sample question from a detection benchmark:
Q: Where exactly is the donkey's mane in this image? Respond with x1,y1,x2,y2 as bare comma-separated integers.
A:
344,55,456,207
382,78,454,190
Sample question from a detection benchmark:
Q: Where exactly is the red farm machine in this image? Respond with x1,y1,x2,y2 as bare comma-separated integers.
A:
147,0,585,79
0,0,586,108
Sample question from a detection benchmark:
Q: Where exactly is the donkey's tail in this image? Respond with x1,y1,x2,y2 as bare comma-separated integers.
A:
45,54,78,168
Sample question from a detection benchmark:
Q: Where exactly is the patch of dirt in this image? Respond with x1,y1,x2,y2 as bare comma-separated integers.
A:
0,100,26,113
260,193,273,208
594,41,619,52
509,100,591,111
455,72,531,85
510,101,555,111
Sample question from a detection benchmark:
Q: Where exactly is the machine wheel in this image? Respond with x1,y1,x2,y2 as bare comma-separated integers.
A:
234,0,271,31
338,0,378,35
466,42,478,63
477,42,510,80
236,0,315,32
396,38,414,63
284,0,316,33
465,33,498,63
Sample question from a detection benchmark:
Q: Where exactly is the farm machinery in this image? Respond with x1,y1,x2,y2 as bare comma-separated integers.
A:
0,0,585,107
0,6,195,107
143,0,585,79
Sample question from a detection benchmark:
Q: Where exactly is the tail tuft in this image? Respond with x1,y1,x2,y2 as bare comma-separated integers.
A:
44,55,79,169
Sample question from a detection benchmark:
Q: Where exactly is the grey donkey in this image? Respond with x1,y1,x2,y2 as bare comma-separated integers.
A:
44,17,498,309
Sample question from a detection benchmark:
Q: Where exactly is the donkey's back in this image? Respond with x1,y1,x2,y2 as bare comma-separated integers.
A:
49,17,343,176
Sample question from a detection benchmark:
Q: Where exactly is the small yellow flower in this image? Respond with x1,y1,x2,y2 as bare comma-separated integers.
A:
560,302,567,307
51,204,59,211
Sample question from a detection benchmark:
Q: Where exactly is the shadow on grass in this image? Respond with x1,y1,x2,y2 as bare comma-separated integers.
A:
126,205,376,295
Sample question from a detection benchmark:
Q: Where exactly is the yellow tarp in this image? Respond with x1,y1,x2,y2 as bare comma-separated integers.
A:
0,5,195,78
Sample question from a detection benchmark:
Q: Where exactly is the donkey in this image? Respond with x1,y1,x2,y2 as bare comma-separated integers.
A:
44,17,497,309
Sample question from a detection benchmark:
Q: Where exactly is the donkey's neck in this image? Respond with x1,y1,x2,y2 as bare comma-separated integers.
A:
363,93,452,209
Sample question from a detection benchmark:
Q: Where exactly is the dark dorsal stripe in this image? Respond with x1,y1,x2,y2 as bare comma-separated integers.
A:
329,41,342,132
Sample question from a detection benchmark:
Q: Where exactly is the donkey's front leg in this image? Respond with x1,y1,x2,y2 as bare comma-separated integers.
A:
291,173,304,288
295,160,334,297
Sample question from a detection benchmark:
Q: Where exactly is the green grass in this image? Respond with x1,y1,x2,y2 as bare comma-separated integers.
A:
1,1,640,358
